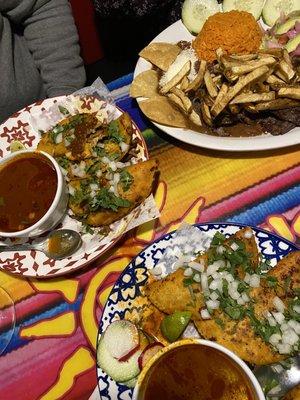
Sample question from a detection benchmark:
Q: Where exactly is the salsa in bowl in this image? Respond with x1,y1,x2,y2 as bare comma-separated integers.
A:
0,150,68,237
132,339,265,400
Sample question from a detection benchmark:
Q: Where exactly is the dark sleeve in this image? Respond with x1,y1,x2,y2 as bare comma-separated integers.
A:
4,0,86,97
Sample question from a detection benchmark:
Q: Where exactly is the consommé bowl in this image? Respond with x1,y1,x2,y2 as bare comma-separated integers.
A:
132,338,265,400
0,150,68,238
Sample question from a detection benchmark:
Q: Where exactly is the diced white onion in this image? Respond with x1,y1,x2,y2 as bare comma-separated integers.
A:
206,264,219,276
102,156,110,164
229,289,240,300
242,293,250,303
237,297,245,305
273,312,285,325
108,186,114,193
116,161,126,169
201,273,208,293
277,343,292,354
209,280,220,291
267,316,277,327
216,245,225,254
273,296,285,313
200,309,211,320
244,229,253,238
55,132,63,144
193,273,201,283
249,274,260,288
244,273,251,284
188,261,204,273
109,161,117,172
231,242,239,251
225,274,234,283
90,183,98,191
269,333,281,346
113,173,120,184
96,170,102,177
288,320,300,335
293,305,300,314
210,292,219,301
206,300,220,310
280,323,289,332
282,329,298,346
68,185,75,196
184,267,193,277
120,142,129,152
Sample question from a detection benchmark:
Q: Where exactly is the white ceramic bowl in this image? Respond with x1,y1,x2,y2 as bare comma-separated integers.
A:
132,338,265,400
0,150,68,238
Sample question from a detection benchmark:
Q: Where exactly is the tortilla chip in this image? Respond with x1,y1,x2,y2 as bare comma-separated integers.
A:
139,42,180,72
130,70,159,98
139,96,189,128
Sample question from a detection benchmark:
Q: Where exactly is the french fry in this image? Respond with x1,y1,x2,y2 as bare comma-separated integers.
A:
189,109,202,126
277,59,295,82
231,57,276,75
278,87,300,100
167,93,186,113
170,87,192,112
230,91,276,104
204,70,218,98
246,98,300,112
185,60,206,92
211,66,269,116
160,61,190,94
200,102,212,126
212,83,228,110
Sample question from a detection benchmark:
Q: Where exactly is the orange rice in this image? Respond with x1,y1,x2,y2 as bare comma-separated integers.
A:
192,11,263,62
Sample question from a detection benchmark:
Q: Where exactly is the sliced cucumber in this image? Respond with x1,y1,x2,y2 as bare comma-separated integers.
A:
97,336,140,382
122,376,138,388
223,0,265,20
262,0,300,27
182,0,220,34
275,17,300,34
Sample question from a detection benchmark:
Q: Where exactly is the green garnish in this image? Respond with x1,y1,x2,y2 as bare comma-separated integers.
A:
49,125,64,143
211,232,226,246
265,276,278,288
215,318,225,329
58,105,70,115
120,170,134,192
57,156,69,169
0,197,5,206
108,120,124,144
183,277,194,286
160,311,192,342
89,188,131,212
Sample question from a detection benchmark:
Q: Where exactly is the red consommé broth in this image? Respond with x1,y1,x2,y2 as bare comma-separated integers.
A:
143,344,256,400
0,153,57,232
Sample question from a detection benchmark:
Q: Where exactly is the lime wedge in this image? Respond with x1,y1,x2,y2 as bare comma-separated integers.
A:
10,141,25,153
160,311,192,342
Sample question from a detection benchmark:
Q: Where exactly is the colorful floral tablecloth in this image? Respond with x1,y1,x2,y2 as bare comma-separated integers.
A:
0,73,300,400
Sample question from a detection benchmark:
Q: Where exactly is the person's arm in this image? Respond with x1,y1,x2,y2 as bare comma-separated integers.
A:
4,0,86,97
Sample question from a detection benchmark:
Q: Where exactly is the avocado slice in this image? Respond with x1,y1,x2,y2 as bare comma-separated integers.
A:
285,33,300,53
276,18,300,35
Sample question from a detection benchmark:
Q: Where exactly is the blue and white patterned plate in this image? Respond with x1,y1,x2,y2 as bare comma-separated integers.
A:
96,223,298,400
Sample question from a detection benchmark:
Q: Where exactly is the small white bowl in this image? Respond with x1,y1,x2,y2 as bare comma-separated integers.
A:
132,338,265,400
0,150,68,238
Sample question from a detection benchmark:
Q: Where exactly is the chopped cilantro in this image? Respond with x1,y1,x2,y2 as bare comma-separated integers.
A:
265,276,278,288
57,156,69,169
72,188,89,205
108,120,124,143
58,105,70,115
120,170,134,192
211,232,226,246
49,125,64,143
89,188,131,212
215,318,225,329
183,277,194,287
257,258,272,274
